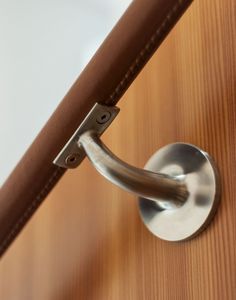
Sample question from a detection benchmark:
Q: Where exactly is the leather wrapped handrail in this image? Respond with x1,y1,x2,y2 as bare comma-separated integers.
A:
0,0,193,257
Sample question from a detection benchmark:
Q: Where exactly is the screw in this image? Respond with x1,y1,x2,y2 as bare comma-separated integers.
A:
65,153,80,168
96,111,111,124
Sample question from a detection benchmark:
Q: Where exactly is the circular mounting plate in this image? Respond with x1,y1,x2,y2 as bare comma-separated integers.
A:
139,143,220,241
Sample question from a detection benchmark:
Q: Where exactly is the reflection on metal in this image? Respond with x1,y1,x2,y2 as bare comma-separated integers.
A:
54,103,220,241
138,143,220,241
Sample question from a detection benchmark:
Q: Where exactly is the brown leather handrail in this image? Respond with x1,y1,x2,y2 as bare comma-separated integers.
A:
0,0,193,257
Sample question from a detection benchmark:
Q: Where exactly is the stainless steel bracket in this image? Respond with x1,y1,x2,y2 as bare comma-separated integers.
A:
53,103,120,168
54,103,220,241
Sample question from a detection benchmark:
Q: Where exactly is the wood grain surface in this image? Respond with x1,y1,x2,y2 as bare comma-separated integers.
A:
0,0,235,299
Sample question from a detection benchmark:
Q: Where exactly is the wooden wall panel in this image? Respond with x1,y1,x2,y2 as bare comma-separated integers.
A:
0,0,235,299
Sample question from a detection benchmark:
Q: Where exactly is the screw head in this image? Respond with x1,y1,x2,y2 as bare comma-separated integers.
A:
65,153,80,168
96,111,111,124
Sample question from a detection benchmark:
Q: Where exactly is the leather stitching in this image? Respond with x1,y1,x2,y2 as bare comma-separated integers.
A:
0,167,64,255
0,0,191,256
105,0,190,105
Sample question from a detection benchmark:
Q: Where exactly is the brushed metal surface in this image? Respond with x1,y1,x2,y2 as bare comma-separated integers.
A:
139,143,220,241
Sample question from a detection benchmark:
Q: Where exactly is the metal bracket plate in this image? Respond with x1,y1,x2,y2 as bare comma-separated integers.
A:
53,103,120,169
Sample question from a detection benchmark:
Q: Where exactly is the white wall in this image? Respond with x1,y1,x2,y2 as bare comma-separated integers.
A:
0,0,131,185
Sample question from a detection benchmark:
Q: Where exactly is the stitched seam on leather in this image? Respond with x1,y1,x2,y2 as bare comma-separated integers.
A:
106,0,190,105
0,167,64,255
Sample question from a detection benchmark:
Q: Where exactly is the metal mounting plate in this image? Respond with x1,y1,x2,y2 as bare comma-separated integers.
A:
53,103,120,169
139,143,220,241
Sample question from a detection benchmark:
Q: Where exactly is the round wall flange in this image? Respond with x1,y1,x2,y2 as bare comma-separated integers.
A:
139,143,220,241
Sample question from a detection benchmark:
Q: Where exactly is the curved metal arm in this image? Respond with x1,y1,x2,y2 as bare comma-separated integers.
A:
78,130,188,210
